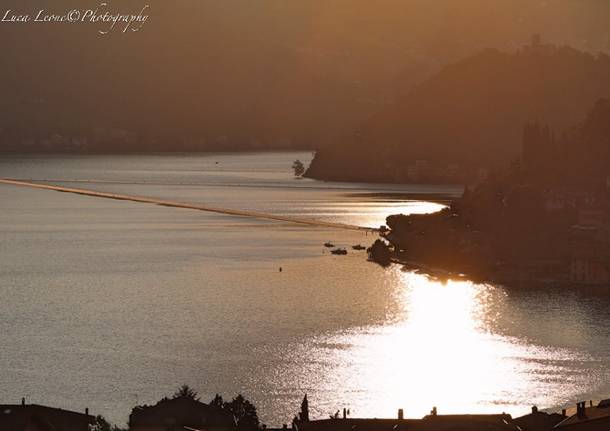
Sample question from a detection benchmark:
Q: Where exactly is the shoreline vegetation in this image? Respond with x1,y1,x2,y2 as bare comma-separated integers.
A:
367,99,610,289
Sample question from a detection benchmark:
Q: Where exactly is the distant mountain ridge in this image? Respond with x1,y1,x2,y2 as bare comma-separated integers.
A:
306,41,610,183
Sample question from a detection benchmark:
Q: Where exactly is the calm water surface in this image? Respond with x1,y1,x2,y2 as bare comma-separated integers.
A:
0,152,609,427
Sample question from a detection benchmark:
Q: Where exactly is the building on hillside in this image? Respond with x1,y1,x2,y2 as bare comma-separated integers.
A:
0,398,94,431
570,225,610,285
128,396,236,431
569,257,610,285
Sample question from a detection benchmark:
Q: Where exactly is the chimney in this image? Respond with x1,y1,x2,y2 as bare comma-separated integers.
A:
398,409,404,420
590,400,593,407
85,408,89,416
21,397,25,406
431,407,437,416
561,409,567,417
577,401,586,418
343,408,347,419
531,406,538,414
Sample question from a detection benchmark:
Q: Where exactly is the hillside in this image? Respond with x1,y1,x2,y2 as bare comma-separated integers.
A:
2,1,610,152
306,42,610,183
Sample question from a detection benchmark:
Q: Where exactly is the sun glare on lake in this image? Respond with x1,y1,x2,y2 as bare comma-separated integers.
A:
349,200,446,228
300,271,593,420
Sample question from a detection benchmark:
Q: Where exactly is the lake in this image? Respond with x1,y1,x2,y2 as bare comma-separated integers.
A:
1,152,609,427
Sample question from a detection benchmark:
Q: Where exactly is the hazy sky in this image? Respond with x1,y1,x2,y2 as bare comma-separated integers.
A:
1,0,609,143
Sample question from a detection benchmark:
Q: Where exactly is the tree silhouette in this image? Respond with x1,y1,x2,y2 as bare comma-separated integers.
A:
93,415,127,431
172,384,200,401
224,394,260,431
210,393,224,408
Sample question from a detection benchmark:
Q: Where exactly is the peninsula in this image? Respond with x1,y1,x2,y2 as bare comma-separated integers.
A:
370,99,610,286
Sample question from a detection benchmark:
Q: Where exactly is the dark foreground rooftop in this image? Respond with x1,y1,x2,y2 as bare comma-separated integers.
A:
295,414,519,431
0,400,94,431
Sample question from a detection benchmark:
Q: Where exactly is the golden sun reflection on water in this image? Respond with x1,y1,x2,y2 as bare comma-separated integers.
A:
343,200,447,228
305,271,593,420
359,273,519,415
392,201,447,216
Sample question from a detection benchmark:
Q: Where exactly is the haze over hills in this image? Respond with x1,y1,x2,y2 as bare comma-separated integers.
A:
306,41,610,183
1,0,610,152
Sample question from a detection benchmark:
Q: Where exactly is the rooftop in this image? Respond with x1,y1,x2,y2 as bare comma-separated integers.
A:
555,400,610,429
0,402,94,431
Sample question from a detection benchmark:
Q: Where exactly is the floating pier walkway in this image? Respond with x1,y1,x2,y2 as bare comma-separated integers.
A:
0,178,377,232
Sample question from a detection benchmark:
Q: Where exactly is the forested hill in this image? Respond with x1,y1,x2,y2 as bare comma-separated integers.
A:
306,43,610,183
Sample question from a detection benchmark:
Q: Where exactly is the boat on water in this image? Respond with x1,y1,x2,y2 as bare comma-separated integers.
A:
324,241,335,248
331,248,348,255
352,244,366,250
